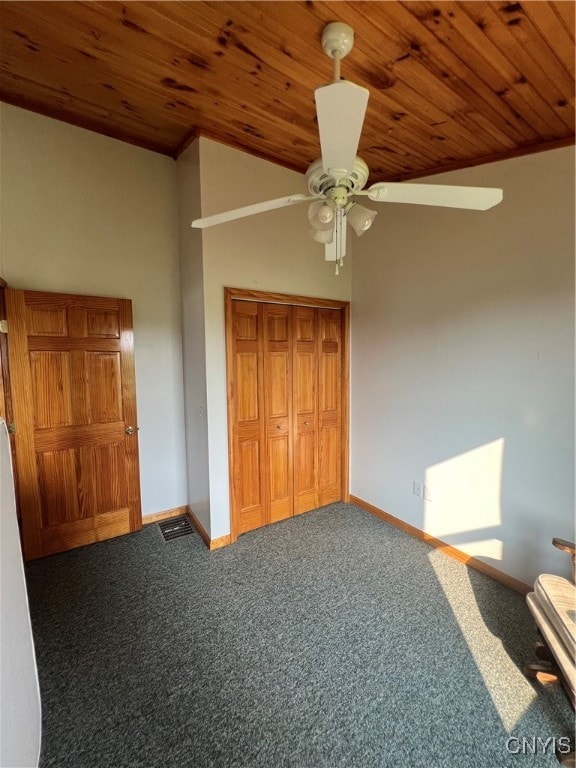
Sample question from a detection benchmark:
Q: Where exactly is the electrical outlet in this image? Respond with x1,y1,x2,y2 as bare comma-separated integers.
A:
413,481,422,497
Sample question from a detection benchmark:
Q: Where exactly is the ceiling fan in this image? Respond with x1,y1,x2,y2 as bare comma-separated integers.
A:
192,22,503,274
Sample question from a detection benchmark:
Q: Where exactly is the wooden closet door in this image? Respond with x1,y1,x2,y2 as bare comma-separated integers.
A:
293,306,318,515
317,308,342,506
293,307,343,514
6,289,141,560
263,304,293,523
227,291,347,540
229,300,266,534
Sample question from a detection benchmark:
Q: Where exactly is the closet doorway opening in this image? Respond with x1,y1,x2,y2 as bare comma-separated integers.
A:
225,288,350,542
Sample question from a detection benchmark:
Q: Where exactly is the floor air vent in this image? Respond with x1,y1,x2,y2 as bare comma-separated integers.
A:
158,515,194,542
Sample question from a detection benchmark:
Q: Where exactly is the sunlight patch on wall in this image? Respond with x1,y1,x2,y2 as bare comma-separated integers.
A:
424,438,505,561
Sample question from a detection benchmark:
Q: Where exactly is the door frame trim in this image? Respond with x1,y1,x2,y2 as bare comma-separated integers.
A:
224,287,350,543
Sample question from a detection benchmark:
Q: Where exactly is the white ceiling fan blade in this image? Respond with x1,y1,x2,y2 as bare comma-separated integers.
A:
191,194,318,229
315,81,369,180
362,183,503,210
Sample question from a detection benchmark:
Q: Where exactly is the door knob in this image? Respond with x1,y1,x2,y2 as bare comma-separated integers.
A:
125,426,135,435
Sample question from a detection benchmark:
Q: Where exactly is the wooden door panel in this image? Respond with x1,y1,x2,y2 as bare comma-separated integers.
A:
318,424,341,505
85,352,123,422
264,304,292,524
267,311,289,343
237,438,263,533
86,309,120,337
294,307,316,418
294,436,315,490
269,436,289,497
267,353,288,418
268,434,291,523
295,310,315,342
236,435,266,531
92,442,126,512
293,306,319,515
37,442,131,529
37,449,81,525
319,309,342,415
25,304,68,336
230,301,267,534
30,351,73,427
321,311,340,342
239,439,261,509
235,420,265,532
319,353,338,412
294,415,317,514
318,309,342,506
6,289,141,559
234,313,258,340
294,353,315,414
236,353,259,423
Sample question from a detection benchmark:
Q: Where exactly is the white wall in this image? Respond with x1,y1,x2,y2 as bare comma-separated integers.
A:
178,138,351,538
177,140,210,532
0,419,41,768
0,104,187,517
351,147,575,586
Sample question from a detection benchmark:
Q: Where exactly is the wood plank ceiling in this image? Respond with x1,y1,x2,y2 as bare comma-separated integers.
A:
0,1,573,181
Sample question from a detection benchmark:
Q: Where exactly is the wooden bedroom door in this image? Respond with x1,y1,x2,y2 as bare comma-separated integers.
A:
227,290,348,540
5,289,142,560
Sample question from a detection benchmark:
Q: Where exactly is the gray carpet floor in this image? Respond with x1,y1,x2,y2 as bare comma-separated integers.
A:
25,503,573,767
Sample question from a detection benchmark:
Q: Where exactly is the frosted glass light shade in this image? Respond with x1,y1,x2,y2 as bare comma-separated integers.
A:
346,202,377,236
308,200,335,231
309,226,334,244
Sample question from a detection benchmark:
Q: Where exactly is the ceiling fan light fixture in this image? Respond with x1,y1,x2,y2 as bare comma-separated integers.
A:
308,200,335,230
309,226,334,244
346,202,377,236
189,21,503,275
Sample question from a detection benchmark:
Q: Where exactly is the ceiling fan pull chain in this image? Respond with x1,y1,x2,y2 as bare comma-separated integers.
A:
334,207,346,274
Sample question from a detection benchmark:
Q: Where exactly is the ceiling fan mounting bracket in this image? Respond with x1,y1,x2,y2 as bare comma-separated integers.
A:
321,22,355,60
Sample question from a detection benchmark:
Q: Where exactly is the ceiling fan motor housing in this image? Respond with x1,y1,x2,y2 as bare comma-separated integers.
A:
306,156,369,198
